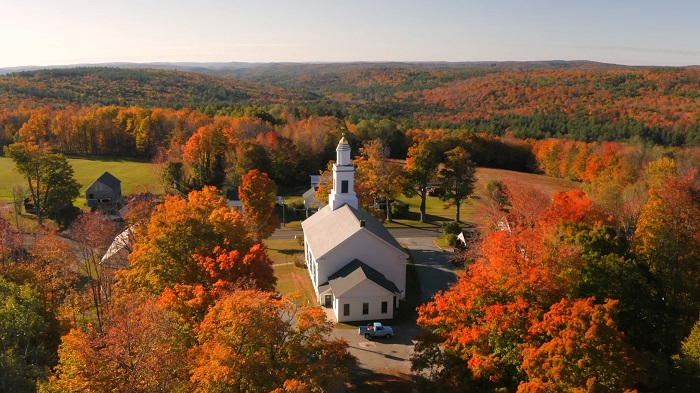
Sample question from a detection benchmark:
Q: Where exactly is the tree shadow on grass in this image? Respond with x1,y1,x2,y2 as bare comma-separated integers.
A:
345,366,414,393
393,211,448,228
406,210,451,223
273,249,303,256
65,155,150,163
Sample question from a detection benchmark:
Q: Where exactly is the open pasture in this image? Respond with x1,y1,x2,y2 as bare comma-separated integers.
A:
0,156,163,204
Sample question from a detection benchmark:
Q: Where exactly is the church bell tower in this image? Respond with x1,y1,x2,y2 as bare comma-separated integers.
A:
329,135,358,211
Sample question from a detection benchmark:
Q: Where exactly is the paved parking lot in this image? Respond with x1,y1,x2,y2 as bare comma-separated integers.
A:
330,320,420,374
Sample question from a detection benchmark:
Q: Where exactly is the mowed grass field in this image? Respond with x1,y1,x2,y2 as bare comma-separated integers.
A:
0,156,163,205
391,167,581,227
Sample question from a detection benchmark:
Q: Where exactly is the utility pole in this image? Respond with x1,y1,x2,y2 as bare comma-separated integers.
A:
277,196,285,227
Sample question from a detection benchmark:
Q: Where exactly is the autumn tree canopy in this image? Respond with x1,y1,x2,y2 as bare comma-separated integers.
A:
238,169,279,242
439,145,476,223
519,298,643,393
67,210,118,329
634,173,700,354
190,290,356,393
119,186,276,323
46,294,190,393
404,140,441,222
0,277,52,392
413,186,645,391
354,139,406,221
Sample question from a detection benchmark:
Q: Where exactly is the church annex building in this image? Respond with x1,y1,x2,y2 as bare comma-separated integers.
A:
302,136,408,322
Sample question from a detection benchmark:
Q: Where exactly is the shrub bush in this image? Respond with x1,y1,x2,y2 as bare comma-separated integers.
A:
390,200,409,219
444,233,459,247
292,253,306,268
288,201,305,210
441,221,462,236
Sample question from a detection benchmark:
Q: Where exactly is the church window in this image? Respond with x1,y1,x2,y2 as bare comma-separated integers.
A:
381,301,388,314
341,180,348,193
343,304,350,316
362,302,369,315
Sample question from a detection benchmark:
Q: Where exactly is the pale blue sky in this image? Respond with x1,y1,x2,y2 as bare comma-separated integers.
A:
1,0,699,67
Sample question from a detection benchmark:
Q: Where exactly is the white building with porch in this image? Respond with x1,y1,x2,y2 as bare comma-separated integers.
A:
301,136,407,322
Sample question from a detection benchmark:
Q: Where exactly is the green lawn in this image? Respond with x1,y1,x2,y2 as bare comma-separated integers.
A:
0,157,25,202
265,238,316,305
0,156,164,204
389,194,465,227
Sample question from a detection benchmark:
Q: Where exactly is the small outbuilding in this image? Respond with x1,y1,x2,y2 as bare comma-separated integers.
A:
85,172,123,214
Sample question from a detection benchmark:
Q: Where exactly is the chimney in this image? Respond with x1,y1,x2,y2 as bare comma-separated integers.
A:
360,220,366,228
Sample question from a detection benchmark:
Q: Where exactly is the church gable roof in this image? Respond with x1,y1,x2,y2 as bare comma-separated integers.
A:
324,259,400,297
352,206,404,252
301,204,405,259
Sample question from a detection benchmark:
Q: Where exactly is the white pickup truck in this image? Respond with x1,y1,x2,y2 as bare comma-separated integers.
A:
358,322,394,339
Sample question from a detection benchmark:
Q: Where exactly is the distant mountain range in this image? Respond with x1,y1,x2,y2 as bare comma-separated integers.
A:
0,60,641,77
0,61,260,76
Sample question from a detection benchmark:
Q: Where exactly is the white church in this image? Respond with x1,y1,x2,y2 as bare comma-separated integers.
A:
302,136,408,322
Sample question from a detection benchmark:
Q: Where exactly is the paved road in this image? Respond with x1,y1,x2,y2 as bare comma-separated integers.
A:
398,236,458,303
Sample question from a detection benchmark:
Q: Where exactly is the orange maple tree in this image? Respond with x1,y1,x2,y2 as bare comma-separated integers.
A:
518,298,644,393
238,169,279,241
415,185,622,390
189,290,355,393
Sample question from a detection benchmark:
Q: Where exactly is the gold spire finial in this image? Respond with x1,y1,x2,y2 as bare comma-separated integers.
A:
339,133,348,145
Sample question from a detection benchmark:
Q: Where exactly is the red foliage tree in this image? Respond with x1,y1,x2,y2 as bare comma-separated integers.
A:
415,185,614,390
519,298,644,393
46,294,190,392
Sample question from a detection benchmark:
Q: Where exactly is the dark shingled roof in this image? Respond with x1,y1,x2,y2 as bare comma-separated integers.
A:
323,259,400,297
93,171,121,191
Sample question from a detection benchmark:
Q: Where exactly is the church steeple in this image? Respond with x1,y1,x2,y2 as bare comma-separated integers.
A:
329,134,358,210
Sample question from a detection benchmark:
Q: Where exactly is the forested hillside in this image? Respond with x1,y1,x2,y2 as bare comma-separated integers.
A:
2,63,700,147
234,64,700,145
0,67,296,110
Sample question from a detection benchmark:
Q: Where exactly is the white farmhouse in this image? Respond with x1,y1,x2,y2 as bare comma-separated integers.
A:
302,136,408,322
